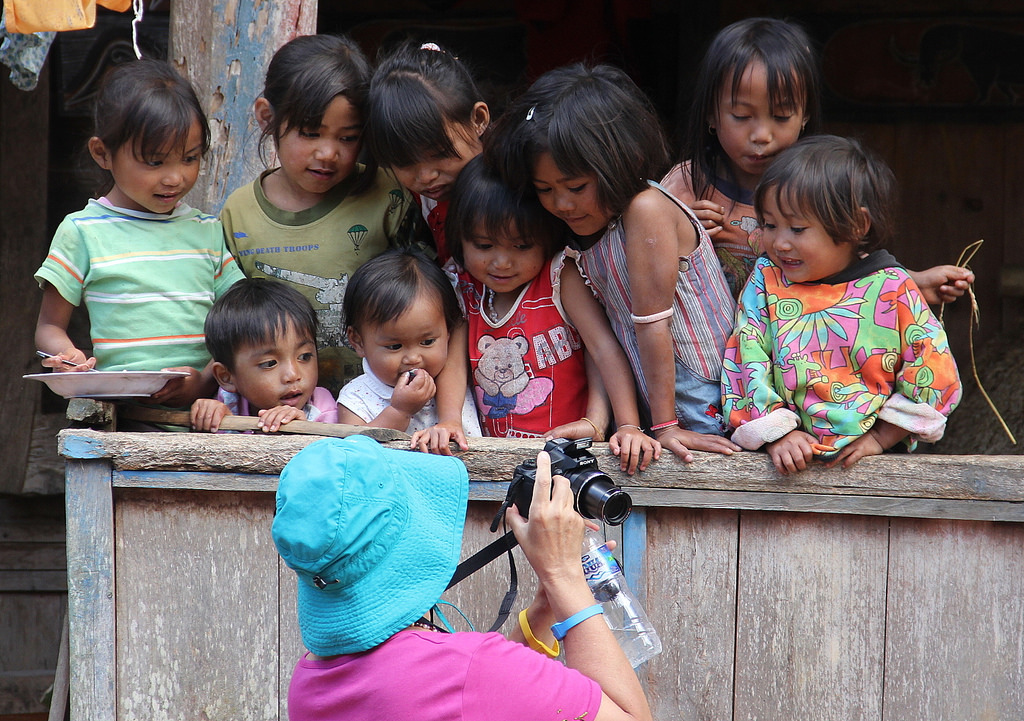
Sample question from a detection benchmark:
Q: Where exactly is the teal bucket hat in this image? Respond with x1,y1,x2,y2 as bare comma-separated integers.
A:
272,435,469,656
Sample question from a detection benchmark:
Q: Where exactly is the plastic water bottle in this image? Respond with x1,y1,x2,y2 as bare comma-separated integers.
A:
581,530,662,667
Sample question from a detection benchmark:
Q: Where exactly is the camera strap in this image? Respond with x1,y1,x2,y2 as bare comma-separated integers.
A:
445,529,519,633
444,495,525,632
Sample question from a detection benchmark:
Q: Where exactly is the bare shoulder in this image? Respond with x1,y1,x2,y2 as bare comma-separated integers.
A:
623,185,675,221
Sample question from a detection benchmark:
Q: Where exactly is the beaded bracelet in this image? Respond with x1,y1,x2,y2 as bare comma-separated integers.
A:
551,604,604,640
519,609,560,658
650,420,680,433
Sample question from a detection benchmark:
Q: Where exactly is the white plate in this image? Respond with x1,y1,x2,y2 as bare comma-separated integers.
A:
23,370,190,399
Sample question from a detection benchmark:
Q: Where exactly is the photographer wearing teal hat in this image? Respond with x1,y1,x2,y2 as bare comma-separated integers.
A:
273,434,652,721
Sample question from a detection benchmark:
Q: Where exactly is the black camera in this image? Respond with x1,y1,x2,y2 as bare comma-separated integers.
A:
506,438,632,525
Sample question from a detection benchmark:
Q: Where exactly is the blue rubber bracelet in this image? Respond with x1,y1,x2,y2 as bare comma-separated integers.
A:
550,604,604,641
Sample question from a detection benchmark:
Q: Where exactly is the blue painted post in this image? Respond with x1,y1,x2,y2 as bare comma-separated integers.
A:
65,459,116,721
621,508,649,610
170,0,316,214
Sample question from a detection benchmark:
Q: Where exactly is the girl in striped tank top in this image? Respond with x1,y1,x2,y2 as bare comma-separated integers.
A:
488,63,741,463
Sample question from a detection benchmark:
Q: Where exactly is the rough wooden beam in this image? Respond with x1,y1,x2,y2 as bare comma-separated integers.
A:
58,429,1024,504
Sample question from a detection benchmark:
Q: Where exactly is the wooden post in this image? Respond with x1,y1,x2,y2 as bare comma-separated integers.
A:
65,459,116,721
169,0,317,214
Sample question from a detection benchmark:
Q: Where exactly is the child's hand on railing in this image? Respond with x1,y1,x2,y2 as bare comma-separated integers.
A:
609,424,661,475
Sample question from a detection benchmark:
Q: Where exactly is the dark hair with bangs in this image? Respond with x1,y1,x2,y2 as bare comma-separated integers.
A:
205,278,319,370
259,34,374,193
343,249,463,334
682,17,822,202
486,63,670,218
92,58,209,192
365,40,485,169
446,156,563,267
754,135,895,253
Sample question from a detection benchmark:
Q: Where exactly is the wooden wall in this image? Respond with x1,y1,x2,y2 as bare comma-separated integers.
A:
62,431,1024,721
826,121,1024,359
0,49,65,499
0,496,66,716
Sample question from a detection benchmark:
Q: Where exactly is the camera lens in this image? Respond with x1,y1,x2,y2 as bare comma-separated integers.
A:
572,470,633,525
598,490,632,526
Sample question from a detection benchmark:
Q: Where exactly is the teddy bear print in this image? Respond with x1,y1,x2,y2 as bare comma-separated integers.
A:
474,335,553,419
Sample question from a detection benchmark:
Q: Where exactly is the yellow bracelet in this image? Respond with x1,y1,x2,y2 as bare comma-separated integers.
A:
580,417,601,438
519,608,560,658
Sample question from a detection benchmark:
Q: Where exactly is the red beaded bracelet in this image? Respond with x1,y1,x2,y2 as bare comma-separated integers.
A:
650,420,679,433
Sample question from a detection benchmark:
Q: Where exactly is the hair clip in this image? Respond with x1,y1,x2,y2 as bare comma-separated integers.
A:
420,42,442,52
526,106,535,121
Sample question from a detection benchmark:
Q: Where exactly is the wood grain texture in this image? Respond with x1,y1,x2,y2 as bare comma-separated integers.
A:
642,507,739,721
883,518,1024,720
65,460,116,721
733,512,889,721
114,488,280,721
0,594,64,672
63,434,1024,720
277,562,302,721
118,406,411,441
58,429,1024,505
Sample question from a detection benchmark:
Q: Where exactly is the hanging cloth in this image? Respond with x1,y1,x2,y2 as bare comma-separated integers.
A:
0,12,54,89
3,0,132,34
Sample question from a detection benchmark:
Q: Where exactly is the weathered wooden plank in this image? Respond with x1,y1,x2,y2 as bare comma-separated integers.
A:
642,507,738,721
118,406,411,441
0,669,57,715
0,571,67,593
883,518,1024,721
0,595,64,673
24,411,69,495
628,488,1024,522
113,471,514,499
114,470,279,491
65,459,115,721
733,512,888,721
59,429,1024,503
110,469,1024,524
621,508,648,612
0,495,66,543
0,542,68,571
114,488,281,721
49,609,70,721
278,560,302,721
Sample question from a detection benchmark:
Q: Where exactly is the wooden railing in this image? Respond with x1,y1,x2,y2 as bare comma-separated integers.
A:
60,428,1024,720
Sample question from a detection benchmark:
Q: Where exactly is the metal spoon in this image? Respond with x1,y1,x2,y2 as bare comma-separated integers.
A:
36,350,98,371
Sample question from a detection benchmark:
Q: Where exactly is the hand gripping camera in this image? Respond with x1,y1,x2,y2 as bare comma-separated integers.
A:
506,438,632,525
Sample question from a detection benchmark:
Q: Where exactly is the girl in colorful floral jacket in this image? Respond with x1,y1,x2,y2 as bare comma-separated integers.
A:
722,135,961,473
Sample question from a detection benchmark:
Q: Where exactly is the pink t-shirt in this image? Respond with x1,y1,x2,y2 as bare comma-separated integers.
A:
287,629,602,720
